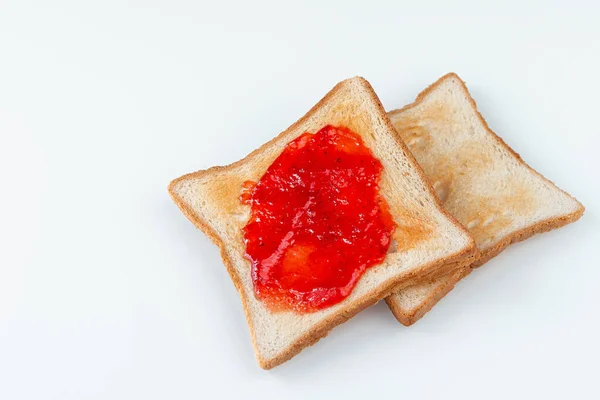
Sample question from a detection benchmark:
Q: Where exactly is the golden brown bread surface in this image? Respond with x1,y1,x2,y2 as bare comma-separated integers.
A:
386,73,585,325
168,76,476,368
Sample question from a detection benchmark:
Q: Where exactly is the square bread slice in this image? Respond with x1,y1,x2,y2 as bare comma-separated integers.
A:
385,73,585,326
168,77,476,369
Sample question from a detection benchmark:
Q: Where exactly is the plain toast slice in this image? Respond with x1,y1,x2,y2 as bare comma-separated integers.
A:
169,77,475,368
385,73,584,326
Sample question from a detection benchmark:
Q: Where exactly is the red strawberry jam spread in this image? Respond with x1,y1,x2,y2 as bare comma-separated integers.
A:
241,125,395,313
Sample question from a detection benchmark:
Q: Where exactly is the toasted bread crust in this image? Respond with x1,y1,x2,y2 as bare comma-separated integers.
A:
389,208,583,326
385,73,585,326
471,208,583,267
386,267,471,326
169,77,476,368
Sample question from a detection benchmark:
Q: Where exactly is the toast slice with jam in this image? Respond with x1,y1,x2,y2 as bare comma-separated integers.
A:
168,77,476,369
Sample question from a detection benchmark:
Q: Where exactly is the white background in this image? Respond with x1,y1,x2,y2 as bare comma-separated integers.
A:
1,1,599,399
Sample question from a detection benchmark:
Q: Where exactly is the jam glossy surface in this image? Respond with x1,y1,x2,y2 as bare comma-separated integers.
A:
242,125,395,313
